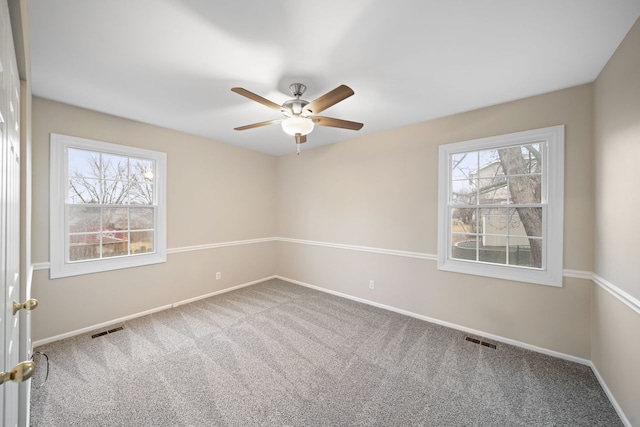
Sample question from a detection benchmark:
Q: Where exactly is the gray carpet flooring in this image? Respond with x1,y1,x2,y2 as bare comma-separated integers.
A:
30,279,621,426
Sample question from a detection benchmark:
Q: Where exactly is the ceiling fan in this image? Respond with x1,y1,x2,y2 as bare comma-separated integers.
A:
231,83,363,154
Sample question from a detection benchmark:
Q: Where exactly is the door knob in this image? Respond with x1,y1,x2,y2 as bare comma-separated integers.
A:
0,361,35,385
12,299,38,316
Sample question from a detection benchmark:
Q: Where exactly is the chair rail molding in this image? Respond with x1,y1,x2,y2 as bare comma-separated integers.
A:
30,236,640,315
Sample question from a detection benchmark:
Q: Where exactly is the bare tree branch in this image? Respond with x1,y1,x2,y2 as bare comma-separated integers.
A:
524,145,541,164
68,155,154,206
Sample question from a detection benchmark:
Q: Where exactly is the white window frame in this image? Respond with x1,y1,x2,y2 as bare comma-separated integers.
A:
437,125,564,287
50,133,167,279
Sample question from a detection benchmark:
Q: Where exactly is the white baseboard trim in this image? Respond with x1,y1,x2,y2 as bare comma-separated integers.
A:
32,275,277,347
33,304,172,347
275,275,591,366
170,276,277,308
589,361,631,427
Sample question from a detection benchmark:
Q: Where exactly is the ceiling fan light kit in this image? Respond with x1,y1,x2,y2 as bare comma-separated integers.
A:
281,117,314,136
231,82,363,155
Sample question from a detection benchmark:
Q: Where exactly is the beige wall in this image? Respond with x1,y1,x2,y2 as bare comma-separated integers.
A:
277,244,591,357
593,17,640,425
31,97,277,341
28,20,640,421
277,84,595,359
594,18,640,302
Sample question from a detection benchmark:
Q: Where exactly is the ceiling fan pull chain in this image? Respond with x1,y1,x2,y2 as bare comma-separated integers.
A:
296,142,301,155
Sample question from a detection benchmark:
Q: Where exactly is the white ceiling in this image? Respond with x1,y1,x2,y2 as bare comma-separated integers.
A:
28,0,640,156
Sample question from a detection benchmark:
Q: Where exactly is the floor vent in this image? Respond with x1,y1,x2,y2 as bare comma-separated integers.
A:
91,326,124,339
465,337,481,344
465,336,496,349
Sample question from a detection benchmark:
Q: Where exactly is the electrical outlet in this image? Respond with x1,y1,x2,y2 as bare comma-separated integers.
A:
216,272,221,280
369,280,375,290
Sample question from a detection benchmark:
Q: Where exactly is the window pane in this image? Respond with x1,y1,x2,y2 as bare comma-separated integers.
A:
69,206,100,233
478,177,507,204
130,158,154,181
479,242,507,264
102,231,129,258
451,207,478,261
130,207,154,230
479,208,507,264
129,158,155,205
68,148,99,178
69,233,100,261
69,178,101,203
451,152,477,179
101,180,128,204
452,179,477,204
129,181,154,205
131,231,154,254
509,238,542,268
451,207,476,233
506,175,541,204
103,207,128,231
101,153,129,180
452,235,478,261
521,144,541,173
512,207,542,237
481,207,508,236
478,149,501,174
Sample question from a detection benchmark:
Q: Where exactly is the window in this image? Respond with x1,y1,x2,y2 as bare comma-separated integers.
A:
50,134,166,278
437,126,564,286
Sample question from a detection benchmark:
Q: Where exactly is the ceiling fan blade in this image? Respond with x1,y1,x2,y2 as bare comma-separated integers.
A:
231,87,284,112
303,85,354,115
312,116,363,131
234,119,283,131
294,134,307,144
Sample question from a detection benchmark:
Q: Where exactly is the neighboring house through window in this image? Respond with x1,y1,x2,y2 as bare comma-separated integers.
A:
50,134,167,278
437,125,564,286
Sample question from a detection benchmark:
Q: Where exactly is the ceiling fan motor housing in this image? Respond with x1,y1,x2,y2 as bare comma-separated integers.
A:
282,83,310,116
282,98,310,116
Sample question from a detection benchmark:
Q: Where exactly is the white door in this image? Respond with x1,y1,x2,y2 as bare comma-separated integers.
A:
1,0,24,425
